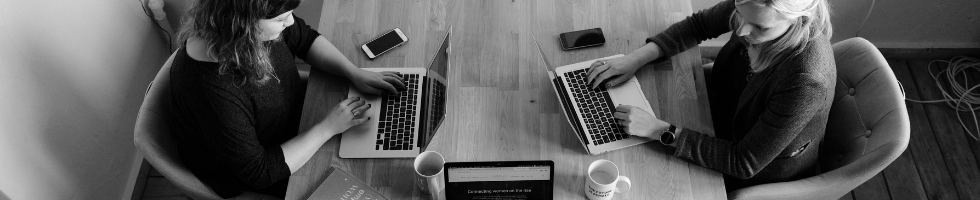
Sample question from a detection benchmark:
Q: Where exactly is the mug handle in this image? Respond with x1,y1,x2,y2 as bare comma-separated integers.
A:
615,176,632,193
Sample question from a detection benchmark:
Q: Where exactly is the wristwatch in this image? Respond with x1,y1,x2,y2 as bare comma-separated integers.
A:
660,125,676,146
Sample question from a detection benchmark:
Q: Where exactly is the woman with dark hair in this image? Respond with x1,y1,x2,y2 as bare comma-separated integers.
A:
588,0,836,190
168,0,404,198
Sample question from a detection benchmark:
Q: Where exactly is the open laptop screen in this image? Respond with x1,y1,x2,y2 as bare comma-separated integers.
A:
444,161,554,200
419,27,451,150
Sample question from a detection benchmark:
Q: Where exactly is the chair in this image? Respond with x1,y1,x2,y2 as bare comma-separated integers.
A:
727,38,911,200
134,50,281,200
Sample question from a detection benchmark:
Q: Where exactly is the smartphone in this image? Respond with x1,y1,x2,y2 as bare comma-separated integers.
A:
559,28,605,50
362,28,408,59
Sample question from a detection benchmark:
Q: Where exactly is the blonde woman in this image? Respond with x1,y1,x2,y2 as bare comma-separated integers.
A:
587,0,835,189
168,0,405,197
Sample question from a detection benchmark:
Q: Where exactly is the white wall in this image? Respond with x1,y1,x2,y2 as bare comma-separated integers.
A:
0,0,170,199
693,0,980,48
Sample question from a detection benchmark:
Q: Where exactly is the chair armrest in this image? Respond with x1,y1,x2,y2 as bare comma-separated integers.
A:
728,142,906,200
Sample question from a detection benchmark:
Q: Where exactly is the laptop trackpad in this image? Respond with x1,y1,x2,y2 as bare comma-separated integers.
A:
607,77,656,118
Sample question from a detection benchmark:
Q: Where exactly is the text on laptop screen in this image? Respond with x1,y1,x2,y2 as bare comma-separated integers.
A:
446,165,551,199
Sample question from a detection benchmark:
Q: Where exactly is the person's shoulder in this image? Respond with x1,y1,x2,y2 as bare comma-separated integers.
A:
785,35,834,71
185,37,218,63
776,36,836,85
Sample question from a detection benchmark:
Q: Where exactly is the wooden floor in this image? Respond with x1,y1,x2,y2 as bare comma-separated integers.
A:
838,57,980,200
136,56,980,200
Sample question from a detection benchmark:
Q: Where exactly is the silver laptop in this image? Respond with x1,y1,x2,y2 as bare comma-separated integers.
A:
340,27,452,158
531,34,656,155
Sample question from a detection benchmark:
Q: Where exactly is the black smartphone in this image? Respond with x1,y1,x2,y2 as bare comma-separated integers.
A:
559,28,605,50
361,28,408,59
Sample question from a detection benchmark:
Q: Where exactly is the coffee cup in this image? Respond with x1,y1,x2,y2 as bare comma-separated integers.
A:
414,151,445,199
585,159,632,200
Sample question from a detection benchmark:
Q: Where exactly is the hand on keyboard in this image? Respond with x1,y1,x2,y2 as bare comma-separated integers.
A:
586,55,643,89
613,104,669,140
316,97,372,138
375,74,420,151
349,69,407,95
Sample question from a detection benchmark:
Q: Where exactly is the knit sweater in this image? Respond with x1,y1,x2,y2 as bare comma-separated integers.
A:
648,0,837,189
169,17,320,198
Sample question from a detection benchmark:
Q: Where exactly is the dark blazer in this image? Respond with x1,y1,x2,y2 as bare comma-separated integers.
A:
647,0,837,188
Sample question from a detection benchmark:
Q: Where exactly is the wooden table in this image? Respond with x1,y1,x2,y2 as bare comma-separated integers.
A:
287,0,725,199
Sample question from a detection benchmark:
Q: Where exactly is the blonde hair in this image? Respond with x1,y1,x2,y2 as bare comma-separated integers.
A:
730,0,832,73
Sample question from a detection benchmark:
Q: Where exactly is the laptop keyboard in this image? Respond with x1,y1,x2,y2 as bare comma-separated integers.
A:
375,74,419,151
564,69,630,146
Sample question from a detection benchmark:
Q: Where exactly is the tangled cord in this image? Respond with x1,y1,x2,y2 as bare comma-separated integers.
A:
139,0,173,52
906,56,980,141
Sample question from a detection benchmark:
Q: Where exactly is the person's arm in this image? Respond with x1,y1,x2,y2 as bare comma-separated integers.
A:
304,37,361,78
305,37,406,95
671,72,828,179
280,97,370,173
279,124,335,173
587,0,735,88
646,0,736,58
282,16,405,95
623,43,664,70
278,16,355,77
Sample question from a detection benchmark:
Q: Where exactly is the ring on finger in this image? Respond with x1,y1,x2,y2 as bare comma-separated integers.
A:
596,64,611,74
599,60,607,66
351,110,360,116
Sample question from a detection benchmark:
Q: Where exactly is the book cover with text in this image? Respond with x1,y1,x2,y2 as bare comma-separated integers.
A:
307,166,390,200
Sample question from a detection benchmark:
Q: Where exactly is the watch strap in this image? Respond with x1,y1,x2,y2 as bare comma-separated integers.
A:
660,125,676,146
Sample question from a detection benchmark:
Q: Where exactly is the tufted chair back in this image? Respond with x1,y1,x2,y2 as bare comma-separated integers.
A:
727,37,911,200
133,50,280,200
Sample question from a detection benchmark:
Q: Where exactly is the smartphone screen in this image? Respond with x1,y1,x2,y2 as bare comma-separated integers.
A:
365,29,406,57
560,28,605,50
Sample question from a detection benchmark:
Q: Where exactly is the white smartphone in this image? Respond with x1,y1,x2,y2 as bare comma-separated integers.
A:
361,28,408,59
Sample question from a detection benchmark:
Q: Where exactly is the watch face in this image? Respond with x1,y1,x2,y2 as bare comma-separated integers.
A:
661,131,674,145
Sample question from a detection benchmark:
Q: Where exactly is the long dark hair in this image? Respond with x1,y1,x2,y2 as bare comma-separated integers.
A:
177,0,301,85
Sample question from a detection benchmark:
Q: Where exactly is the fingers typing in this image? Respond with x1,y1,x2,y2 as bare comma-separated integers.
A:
342,97,360,106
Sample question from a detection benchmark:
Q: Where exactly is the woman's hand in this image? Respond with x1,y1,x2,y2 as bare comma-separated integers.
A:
315,97,372,138
586,55,643,89
348,69,407,95
613,105,670,139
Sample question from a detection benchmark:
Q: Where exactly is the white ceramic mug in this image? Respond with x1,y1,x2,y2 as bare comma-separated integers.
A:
414,151,445,199
585,159,632,200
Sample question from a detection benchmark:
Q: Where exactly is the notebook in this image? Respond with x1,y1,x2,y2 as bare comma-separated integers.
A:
307,166,390,200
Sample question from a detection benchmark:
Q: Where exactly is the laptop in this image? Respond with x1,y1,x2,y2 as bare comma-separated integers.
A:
339,27,452,158
444,161,554,200
531,34,656,155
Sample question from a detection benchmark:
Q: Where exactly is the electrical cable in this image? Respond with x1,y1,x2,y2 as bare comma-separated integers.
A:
906,56,980,141
854,0,875,37
139,0,173,52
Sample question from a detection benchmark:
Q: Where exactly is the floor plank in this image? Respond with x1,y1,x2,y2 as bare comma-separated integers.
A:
957,57,980,178
877,60,928,200
890,60,961,200
880,150,927,200
908,59,980,200
852,174,891,200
